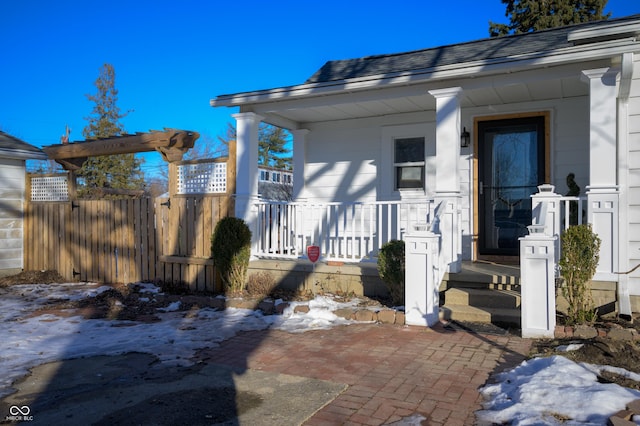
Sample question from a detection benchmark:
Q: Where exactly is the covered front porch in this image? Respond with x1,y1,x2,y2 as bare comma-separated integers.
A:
211,17,640,331
224,76,628,328
227,66,625,279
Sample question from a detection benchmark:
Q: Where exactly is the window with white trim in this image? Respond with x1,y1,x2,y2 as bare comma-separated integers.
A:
394,137,425,190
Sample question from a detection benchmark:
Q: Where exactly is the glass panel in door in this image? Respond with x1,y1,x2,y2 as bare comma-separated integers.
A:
478,117,545,256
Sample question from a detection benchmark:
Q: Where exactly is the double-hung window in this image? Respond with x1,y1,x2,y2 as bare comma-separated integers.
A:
394,137,425,190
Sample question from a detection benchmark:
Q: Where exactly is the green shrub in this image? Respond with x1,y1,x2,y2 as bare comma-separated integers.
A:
211,217,252,293
377,240,405,305
559,224,601,325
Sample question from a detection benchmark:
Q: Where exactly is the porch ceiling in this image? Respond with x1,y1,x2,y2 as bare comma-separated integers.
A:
255,74,589,126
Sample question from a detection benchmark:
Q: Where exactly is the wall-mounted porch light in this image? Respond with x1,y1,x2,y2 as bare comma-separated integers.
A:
461,127,470,148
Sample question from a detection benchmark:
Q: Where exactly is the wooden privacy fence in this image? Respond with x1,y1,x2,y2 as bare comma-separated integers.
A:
26,134,237,291
24,195,233,291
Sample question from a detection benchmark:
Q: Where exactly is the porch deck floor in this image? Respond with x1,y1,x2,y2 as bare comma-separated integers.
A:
458,260,520,278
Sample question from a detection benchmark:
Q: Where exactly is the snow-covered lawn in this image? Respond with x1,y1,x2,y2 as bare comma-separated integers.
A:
1,281,639,424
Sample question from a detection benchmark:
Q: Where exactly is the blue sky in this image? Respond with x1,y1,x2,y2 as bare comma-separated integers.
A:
2,0,638,178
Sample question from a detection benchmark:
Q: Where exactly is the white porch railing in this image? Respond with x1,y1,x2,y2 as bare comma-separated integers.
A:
530,183,620,281
531,184,588,271
253,200,433,262
531,185,587,232
522,184,624,336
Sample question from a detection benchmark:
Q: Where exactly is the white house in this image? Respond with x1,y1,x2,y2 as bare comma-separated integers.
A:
0,132,48,277
212,15,640,315
258,165,293,200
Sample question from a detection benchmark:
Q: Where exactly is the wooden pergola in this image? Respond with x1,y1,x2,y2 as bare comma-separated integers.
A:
42,128,200,170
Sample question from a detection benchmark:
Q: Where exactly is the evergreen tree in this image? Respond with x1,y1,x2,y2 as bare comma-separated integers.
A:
78,63,144,198
258,124,292,169
489,0,610,37
217,121,292,169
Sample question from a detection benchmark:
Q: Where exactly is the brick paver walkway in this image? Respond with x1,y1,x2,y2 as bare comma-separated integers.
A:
198,323,532,425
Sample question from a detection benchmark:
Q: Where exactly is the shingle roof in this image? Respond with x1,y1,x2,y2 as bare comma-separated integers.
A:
306,15,640,84
0,131,47,159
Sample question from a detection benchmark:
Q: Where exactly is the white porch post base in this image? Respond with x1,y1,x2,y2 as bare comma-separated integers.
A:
405,230,440,327
586,187,619,282
432,194,462,274
520,231,557,339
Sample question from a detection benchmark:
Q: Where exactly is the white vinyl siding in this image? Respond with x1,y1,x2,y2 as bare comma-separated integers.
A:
304,123,380,203
0,159,25,271
626,54,640,295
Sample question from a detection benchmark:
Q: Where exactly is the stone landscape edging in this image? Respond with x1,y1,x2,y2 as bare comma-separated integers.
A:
161,293,639,341
555,324,639,342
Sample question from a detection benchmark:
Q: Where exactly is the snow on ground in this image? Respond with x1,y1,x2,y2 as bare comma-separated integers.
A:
477,355,640,425
1,281,640,424
0,282,362,399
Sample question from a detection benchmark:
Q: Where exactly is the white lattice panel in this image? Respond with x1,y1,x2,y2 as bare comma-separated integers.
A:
177,162,227,194
31,175,69,202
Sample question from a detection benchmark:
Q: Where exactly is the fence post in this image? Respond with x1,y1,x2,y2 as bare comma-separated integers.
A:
405,224,440,327
520,226,557,338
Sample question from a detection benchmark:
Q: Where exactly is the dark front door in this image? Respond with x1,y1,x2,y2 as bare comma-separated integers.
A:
478,116,546,256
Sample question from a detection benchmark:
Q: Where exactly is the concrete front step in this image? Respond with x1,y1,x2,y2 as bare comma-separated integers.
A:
444,287,521,309
440,304,521,327
443,280,521,291
441,262,521,291
438,262,522,328
441,288,521,327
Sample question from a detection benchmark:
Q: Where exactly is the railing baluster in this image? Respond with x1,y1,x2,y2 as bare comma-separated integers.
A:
396,203,401,240
349,204,354,260
298,203,304,254
256,203,262,255
278,204,284,254
359,204,365,260
387,203,392,244
337,205,343,259
324,204,330,258
377,204,383,250
369,204,375,257
312,205,322,251
577,197,584,225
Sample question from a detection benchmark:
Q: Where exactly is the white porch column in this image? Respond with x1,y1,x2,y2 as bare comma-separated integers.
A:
428,87,463,273
582,68,618,190
429,87,462,194
582,68,619,282
232,112,263,226
290,129,309,201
